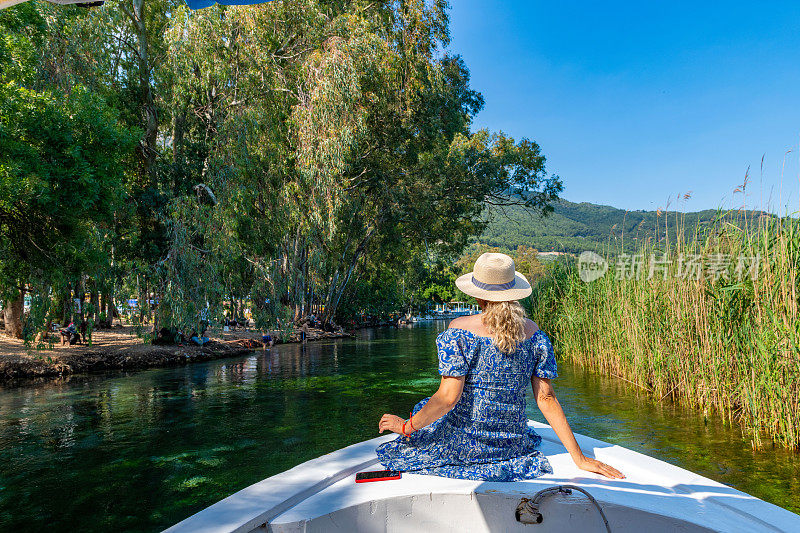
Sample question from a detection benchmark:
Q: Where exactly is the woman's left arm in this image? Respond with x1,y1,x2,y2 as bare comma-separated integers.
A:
533,376,625,479
379,376,465,435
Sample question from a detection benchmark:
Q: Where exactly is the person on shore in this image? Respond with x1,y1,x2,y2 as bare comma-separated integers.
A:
199,305,210,335
377,252,624,481
59,324,70,346
261,332,274,350
301,322,308,344
189,329,210,346
60,322,81,346
61,322,81,346
79,319,88,344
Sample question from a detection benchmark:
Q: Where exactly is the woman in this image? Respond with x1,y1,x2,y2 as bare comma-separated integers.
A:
377,252,624,481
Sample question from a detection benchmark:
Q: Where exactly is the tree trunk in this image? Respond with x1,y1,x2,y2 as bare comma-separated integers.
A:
90,281,99,320
61,284,72,326
139,281,147,324
2,288,24,339
147,286,153,324
101,291,109,320
324,226,376,321
151,290,160,333
77,278,86,319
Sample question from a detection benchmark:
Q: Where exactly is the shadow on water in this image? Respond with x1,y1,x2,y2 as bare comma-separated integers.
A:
0,322,797,532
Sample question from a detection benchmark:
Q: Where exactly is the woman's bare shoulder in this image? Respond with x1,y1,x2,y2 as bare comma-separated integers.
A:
448,314,480,331
448,316,465,329
524,318,540,340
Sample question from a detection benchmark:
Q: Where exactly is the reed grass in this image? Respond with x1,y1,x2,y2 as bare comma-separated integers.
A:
527,205,800,449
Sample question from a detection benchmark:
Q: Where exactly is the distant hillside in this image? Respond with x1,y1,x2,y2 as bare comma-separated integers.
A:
479,198,756,254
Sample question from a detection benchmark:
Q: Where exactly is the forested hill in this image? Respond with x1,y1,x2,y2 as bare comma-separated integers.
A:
479,198,749,254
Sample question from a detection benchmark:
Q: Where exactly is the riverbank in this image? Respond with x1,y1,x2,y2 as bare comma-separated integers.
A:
0,325,351,381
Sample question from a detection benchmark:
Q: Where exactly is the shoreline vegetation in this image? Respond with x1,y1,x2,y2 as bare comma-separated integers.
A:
0,323,352,382
528,204,800,450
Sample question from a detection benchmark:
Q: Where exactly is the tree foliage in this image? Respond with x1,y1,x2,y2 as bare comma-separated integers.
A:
0,0,562,337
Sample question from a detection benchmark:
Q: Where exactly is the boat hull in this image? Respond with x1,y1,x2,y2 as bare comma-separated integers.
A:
165,421,800,533
270,490,717,533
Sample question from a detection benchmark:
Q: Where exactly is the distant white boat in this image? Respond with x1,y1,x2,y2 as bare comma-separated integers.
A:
436,301,479,317
165,421,800,532
411,302,479,321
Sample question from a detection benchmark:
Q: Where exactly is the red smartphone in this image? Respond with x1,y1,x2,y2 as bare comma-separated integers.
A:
355,470,402,483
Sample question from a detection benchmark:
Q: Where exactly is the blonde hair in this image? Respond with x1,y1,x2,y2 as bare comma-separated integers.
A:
481,300,527,353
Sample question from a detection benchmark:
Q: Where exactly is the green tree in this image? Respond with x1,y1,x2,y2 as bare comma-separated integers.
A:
0,83,135,337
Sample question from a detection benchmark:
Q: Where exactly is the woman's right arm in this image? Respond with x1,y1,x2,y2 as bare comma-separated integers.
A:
379,376,465,435
532,376,625,479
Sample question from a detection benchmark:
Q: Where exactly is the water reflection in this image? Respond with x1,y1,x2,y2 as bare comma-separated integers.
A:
0,323,796,533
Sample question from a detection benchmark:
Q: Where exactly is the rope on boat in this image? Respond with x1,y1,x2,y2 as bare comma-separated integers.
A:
515,484,612,532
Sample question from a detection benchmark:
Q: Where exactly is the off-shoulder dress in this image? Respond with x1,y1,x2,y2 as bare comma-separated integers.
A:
376,327,558,481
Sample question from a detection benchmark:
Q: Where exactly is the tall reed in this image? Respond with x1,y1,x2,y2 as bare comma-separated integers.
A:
528,207,800,449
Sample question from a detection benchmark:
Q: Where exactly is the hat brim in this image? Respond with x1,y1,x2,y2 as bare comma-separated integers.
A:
455,271,532,302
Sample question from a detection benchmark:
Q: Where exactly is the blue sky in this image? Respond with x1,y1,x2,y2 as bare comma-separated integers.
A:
448,0,800,214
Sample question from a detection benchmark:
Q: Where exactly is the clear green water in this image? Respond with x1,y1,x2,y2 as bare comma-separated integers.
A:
0,323,797,532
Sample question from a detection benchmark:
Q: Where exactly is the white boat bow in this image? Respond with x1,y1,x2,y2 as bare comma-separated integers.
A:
165,421,800,532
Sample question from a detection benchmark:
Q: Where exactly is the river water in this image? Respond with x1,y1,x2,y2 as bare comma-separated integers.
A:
0,323,797,532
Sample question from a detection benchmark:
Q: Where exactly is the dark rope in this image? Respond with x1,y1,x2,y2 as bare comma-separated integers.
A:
520,484,612,532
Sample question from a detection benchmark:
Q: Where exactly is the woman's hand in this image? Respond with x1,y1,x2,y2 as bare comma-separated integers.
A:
575,455,625,479
378,414,406,434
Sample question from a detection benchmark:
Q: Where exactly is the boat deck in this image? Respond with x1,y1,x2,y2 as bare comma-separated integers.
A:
165,422,800,533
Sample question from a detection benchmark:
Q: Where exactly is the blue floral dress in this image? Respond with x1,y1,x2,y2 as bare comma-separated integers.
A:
376,327,558,481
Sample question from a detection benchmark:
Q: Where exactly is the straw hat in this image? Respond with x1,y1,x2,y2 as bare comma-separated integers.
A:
455,253,532,302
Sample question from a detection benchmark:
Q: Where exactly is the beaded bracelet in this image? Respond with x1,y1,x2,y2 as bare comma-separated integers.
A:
408,413,416,432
